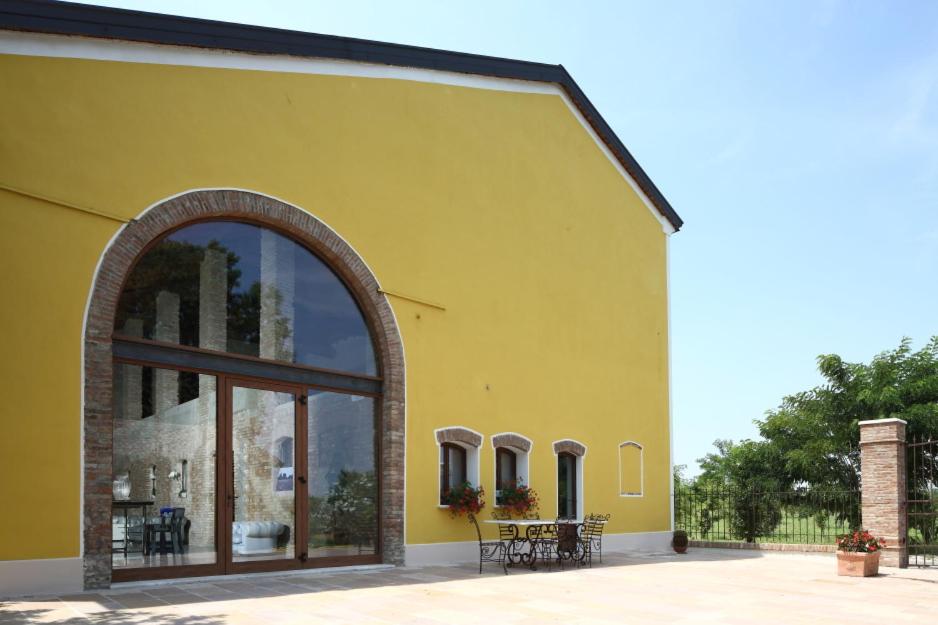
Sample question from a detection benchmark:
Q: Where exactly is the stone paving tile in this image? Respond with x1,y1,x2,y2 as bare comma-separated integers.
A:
107,592,173,609
3,551,938,624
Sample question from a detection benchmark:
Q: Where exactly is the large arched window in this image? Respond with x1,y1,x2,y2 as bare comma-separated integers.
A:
108,216,385,579
85,191,405,589
115,220,376,375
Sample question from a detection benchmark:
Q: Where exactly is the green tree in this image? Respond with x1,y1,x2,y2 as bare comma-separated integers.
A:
758,337,938,492
695,440,784,541
687,338,938,540
693,338,938,493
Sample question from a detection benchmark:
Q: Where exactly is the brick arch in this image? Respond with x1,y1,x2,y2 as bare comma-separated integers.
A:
82,189,405,589
491,432,532,453
435,427,483,449
553,439,587,457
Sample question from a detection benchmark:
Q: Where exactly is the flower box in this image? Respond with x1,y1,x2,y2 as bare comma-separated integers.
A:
836,550,880,577
835,529,885,577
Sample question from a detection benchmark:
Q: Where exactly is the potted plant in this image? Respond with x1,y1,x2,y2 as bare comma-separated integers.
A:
443,481,485,518
836,530,885,577
497,479,539,517
672,529,689,554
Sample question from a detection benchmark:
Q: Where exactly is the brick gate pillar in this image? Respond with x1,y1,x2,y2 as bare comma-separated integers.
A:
859,418,908,568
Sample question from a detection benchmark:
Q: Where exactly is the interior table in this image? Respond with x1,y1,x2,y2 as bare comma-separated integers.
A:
111,500,154,558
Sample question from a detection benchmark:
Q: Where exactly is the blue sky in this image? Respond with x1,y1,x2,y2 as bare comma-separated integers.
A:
74,0,938,473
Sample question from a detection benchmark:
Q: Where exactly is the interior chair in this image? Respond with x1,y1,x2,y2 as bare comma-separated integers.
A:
147,507,186,556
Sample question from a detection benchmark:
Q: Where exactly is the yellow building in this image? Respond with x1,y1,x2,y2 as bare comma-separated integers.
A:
0,1,682,595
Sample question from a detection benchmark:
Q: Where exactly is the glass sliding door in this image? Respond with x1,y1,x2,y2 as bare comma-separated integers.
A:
306,390,378,560
112,363,217,572
230,383,297,564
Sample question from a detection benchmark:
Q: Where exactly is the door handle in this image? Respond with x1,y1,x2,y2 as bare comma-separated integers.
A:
299,552,308,562
298,475,307,484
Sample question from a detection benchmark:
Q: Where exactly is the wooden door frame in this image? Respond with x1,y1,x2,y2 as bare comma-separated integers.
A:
224,376,306,576
110,360,226,583
111,362,384,582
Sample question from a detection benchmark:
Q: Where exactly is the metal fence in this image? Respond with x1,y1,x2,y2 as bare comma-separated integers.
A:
908,437,938,567
674,488,860,545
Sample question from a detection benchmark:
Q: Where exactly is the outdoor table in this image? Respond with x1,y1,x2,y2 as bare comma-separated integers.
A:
484,519,605,570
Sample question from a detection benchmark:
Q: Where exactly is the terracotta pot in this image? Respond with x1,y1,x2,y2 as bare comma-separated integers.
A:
836,550,880,577
672,532,688,554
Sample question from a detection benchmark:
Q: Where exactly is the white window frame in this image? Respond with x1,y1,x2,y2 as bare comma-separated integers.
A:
490,432,532,508
552,440,586,521
434,426,482,509
618,441,644,497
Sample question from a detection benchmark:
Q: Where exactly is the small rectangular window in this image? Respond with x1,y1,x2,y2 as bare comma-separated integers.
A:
557,452,578,519
495,447,518,506
440,443,467,505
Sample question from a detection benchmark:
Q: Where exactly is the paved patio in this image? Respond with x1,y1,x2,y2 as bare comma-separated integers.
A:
2,549,936,624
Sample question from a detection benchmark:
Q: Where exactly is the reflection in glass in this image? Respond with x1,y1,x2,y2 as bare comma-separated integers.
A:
232,386,296,562
307,391,377,558
115,220,376,375
112,364,216,569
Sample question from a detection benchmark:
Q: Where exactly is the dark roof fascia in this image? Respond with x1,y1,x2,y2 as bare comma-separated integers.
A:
0,0,683,231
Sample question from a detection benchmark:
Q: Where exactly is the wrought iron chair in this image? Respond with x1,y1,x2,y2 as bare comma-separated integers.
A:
491,509,522,563
468,513,507,574
531,520,560,571
581,513,610,566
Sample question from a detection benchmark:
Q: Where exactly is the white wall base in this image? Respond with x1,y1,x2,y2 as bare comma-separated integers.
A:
405,540,478,567
404,530,672,567
602,530,672,552
0,557,83,598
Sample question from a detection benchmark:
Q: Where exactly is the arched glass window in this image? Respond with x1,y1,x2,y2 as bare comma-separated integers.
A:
115,221,376,375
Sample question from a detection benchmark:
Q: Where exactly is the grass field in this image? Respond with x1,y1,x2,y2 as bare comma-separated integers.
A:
676,505,857,545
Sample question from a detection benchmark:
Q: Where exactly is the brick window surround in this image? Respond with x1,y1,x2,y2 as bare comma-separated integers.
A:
83,190,405,589
552,440,586,457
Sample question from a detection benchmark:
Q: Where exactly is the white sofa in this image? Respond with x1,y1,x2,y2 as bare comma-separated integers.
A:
232,521,287,555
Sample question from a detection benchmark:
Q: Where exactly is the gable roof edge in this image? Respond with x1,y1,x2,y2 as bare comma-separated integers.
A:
0,0,683,232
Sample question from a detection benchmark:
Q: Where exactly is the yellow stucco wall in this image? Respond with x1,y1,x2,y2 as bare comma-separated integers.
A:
0,51,670,561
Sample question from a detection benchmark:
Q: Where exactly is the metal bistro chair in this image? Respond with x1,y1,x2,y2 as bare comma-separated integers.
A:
491,509,522,564
468,513,507,574
581,513,610,566
531,520,560,571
